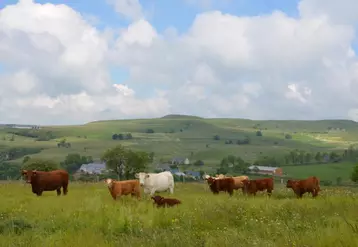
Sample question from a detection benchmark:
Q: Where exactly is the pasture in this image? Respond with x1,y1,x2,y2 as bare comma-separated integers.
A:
0,182,357,247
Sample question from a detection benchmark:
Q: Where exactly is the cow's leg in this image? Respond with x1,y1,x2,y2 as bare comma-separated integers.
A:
169,186,174,194
267,189,272,197
62,182,68,195
36,191,43,196
150,189,156,196
312,189,318,198
228,189,233,196
56,188,61,196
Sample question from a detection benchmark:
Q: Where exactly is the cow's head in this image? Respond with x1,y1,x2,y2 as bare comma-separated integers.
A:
104,178,113,188
21,170,37,184
151,195,163,204
135,172,149,186
286,179,297,188
206,176,216,185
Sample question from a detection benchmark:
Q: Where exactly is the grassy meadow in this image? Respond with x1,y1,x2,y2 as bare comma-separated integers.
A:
0,182,358,247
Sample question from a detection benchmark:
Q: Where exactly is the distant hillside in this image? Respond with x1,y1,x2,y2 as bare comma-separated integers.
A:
160,114,204,119
1,115,358,175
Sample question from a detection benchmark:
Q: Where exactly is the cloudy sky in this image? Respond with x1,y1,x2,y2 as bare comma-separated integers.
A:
0,0,358,125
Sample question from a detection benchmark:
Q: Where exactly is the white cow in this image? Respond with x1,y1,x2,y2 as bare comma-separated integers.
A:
135,171,174,196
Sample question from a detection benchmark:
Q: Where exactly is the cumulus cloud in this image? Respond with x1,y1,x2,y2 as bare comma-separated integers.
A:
0,0,169,124
108,0,144,21
1,0,358,124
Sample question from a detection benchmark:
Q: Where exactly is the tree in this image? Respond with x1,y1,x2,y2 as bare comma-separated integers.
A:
213,135,220,140
193,160,204,166
101,145,149,180
22,158,59,171
61,153,92,174
315,152,322,163
22,156,31,164
256,130,262,136
351,165,358,183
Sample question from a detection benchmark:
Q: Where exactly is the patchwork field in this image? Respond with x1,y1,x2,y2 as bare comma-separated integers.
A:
2,116,358,166
0,182,357,247
1,115,358,183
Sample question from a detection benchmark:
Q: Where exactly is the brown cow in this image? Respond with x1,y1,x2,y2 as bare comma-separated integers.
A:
105,178,141,200
232,175,249,194
206,176,235,196
286,176,320,198
242,177,274,197
151,195,181,208
21,169,69,196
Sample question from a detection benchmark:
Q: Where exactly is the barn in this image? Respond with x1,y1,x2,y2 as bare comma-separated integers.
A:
248,165,283,176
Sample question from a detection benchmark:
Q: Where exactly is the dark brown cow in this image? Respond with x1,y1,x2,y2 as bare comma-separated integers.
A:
21,169,69,196
242,177,274,197
151,195,181,208
206,177,235,196
286,176,320,198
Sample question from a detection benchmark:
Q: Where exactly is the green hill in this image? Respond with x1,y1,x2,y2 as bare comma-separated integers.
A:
1,116,358,181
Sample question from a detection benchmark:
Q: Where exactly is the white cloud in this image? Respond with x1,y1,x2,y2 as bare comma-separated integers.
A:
0,0,169,124
299,0,358,25
1,0,358,124
108,0,143,21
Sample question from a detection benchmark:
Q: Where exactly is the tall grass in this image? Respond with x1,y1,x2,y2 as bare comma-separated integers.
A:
0,182,357,247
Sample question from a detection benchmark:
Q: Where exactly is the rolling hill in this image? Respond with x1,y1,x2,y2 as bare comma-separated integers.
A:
1,114,358,181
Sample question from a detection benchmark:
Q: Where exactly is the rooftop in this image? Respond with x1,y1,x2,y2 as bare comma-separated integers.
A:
248,165,279,171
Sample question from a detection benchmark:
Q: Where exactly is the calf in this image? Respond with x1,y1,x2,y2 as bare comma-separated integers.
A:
105,178,141,200
243,177,274,197
206,177,235,196
151,195,181,208
286,176,320,198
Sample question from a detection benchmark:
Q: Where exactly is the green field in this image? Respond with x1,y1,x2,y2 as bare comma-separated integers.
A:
1,115,358,181
0,182,357,247
283,162,356,181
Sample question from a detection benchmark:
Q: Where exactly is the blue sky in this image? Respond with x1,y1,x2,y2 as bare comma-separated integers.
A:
0,0,300,33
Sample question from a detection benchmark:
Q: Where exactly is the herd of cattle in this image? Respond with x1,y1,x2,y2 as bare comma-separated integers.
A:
20,169,321,208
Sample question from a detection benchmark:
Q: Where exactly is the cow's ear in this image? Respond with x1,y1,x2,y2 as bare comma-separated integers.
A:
145,174,150,178
21,170,27,175
33,170,37,176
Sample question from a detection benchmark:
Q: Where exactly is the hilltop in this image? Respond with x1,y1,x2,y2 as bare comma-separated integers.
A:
1,115,358,180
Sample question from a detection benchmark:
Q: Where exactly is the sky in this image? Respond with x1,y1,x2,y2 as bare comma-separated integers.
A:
1,0,358,125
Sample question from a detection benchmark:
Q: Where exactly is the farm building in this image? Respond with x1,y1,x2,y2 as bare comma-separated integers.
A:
248,165,283,176
78,163,107,175
171,157,190,165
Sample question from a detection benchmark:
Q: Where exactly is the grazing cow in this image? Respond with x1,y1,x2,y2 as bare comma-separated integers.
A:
286,176,320,198
21,169,69,196
135,171,174,196
242,177,274,197
105,178,141,200
151,195,181,208
205,176,235,196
